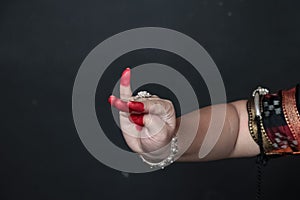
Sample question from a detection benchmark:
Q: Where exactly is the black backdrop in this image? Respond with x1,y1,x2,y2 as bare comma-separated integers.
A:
2,0,300,199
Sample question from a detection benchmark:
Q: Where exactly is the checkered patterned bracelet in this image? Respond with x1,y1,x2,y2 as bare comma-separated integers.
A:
262,91,298,154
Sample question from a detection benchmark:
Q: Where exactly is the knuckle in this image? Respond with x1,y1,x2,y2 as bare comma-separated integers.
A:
143,115,151,126
164,99,174,111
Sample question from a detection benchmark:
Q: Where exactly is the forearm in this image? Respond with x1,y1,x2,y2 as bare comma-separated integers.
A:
176,100,260,162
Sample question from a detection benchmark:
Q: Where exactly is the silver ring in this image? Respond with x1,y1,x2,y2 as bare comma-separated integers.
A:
133,91,152,100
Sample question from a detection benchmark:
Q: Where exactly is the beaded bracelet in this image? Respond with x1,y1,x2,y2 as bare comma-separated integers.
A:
251,86,273,159
139,135,179,169
248,86,275,152
247,96,274,152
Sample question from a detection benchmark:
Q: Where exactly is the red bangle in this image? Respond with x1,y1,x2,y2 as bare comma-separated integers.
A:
281,87,300,153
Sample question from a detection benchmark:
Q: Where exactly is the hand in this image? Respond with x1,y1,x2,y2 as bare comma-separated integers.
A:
108,68,177,158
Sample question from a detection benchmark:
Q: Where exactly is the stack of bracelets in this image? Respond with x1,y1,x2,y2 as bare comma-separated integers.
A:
247,84,300,156
247,84,300,199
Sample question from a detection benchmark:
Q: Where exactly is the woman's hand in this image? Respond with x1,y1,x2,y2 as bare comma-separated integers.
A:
108,68,177,158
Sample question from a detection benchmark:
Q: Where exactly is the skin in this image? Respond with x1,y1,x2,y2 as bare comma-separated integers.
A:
108,68,260,162
174,100,260,162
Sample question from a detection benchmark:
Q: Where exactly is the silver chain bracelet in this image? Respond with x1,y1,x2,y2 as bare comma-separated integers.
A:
139,135,178,169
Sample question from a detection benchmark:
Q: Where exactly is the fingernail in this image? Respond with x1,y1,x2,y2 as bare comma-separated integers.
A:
108,95,115,104
129,114,144,126
121,67,130,76
121,68,130,86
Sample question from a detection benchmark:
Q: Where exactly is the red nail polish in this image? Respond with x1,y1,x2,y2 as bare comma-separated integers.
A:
114,98,129,112
128,101,144,112
108,95,115,104
120,68,130,86
108,96,129,112
130,114,144,126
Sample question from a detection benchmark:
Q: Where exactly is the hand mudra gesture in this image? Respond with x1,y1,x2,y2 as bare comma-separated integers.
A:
108,68,177,156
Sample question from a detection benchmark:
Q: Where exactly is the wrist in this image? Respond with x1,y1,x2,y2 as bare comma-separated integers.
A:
139,135,179,169
141,141,172,162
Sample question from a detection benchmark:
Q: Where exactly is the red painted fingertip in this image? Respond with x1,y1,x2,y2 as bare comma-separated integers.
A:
129,114,144,126
120,67,131,86
114,98,129,112
108,95,115,104
108,95,129,112
128,101,144,112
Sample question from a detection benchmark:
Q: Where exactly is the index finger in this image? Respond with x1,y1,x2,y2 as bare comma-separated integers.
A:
120,67,132,100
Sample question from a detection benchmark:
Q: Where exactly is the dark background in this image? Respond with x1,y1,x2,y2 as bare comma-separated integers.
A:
1,0,300,199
